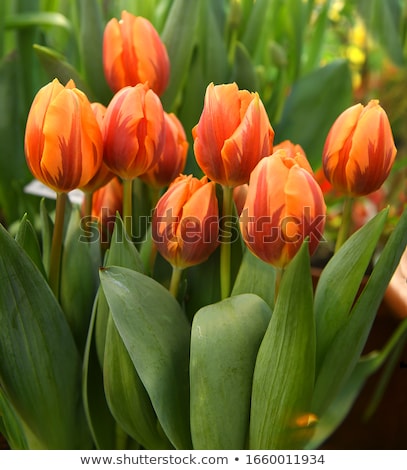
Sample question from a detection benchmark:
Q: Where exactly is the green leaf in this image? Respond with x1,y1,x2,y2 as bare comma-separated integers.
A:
99,266,192,449
275,60,352,168
0,224,91,449
5,11,72,31
33,44,93,98
230,41,259,92
190,293,272,449
60,208,101,353
95,214,145,365
314,208,388,370
250,242,315,450
313,208,407,416
40,198,53,277
15,213,46,277
160,0,201,111
0,387,28,450
78,0,112,103
307,318,407,449
232,248,276,310
82,294,116,450
103,314,172,449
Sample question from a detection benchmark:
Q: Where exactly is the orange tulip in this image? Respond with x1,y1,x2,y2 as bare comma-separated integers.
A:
103,10,170,95
81,102,114,193
152,175,219,269
102,84,165,180
322,99,397,196
140,112,188,189
273,140,311,172
192,82,274,187
240,150,326,268
24,78,103,193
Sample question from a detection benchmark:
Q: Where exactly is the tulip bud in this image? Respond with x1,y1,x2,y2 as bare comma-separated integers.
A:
24,78,103,193
139,112,188,189
240,150,326,268
152,175,219,269
84,177,123,246
102,84,166,180
192,82,274,187
322,99,397,196
273,140,312,172
81,102,114,193
103,10,170,96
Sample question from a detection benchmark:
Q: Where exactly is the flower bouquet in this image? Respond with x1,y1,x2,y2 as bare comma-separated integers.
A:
0,0,407,451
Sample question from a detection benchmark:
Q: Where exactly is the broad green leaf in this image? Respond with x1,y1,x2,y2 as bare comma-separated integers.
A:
190,293,272,449
82,294,116,450
0,224,91,449
60,208,101,353
232,248,275,310
33,44,93,98
95,214,144,365
250,242,315,450
78,0,112,104
275,60,352,168
314,208,388,370
160,0,201,111
307,318,407,449
15,213,45,277
0,387,28,450
313,208,407,415
103,314,172,449
100,266,192,449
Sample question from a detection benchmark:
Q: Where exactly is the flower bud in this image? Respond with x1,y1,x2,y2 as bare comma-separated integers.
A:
24,78,103,193
240,150,326,268
322,99,397,196
102,84,165,180
152,175,219,269
103,10,170,95
139,112,188,189
192,82,274,187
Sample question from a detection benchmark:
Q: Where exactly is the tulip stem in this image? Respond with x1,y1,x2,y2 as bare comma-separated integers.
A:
220,185,234,299
123,178,133,238
169,266,183,299
49,192,67,299
335,196,354,253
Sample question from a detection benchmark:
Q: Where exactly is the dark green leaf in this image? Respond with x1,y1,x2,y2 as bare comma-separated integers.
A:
15,213,45,277
275,60,353,169
314,208,388,370
250,242,315,449
100,266,192,449
190,294,271,449
0,224,91,449
313,208,407,415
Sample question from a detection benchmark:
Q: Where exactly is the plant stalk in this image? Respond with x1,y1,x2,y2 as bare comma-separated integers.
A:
335,196,354,253
49,192,67,299
122,178,133,238
220,185,234,299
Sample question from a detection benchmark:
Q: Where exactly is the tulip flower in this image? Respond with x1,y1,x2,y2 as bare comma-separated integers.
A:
102,83,165,235
192,82,274,188
273,140,311,172
152,175,219,296
81,177,123,248
24,78,104,297
24,78,103,193
140,112,188,190
103,10,170,96
240,150,326,269
322,99,397,197
102,84,165,180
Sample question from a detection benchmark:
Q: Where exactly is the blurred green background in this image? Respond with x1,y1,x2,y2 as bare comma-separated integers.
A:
1,0,406,227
